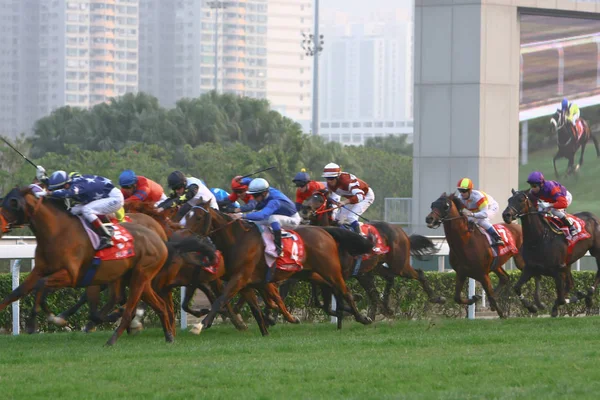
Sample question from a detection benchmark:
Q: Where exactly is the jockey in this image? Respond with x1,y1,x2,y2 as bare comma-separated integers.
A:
456,178,504,247
292,169,326,212
321,163,374,236
158,171,218,225
40,170,124,250
561,97,580,127
210,187,240,211
118,169,167,206
526,171,576,236
239,178,301,257
228,175,256,212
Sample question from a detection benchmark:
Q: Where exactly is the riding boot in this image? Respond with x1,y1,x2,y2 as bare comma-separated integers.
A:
350,221,364,276
91,218,114,250
561,216,577,237
486,227,505,247
273,228,283,257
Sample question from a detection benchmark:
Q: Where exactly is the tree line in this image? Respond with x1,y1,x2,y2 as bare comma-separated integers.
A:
1,92,413,220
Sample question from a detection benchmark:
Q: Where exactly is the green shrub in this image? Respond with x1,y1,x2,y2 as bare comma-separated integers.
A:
1,271,598,332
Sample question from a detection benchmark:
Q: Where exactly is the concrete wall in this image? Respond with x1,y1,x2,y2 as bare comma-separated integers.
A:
412,0,600,234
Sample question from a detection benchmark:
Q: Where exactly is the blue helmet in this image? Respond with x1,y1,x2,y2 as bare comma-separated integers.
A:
292,170,310,185
561,98,569,111
118,169,138,187
48,170,71,190
210,188,230,203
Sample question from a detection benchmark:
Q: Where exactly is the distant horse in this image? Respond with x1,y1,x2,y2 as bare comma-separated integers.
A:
425,193,528,318
184,204,373,335
503,189,600,316
305,190,444,320
0,188,171,345
551,111,599,178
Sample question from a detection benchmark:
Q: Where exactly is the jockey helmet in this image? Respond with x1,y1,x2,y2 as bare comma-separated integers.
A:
526,171,545,185
322,163,341,178
118,169,138,187
68,171,81,179
561,98,569,111
231,176,252,191
293,169,310,186
247,178,270,195
456,178,474,191
167,170,187,190
210,188,230,203
48,170,71,190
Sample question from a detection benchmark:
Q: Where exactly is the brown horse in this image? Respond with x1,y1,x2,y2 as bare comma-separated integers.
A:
551,111,600,178
27,212,170,333
305,190,444,319
0,188,172,345
425,193,527,318
503,189,600,316
124,202,247,330
184,204,373,335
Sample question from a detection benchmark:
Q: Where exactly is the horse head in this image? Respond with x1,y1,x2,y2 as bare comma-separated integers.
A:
425,192,463,229
0,187,28,235
503,189,533,223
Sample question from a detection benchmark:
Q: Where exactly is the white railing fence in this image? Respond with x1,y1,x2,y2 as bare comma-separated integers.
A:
1,236,593,334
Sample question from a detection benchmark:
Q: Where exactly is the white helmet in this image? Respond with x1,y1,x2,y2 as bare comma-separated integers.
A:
322,162,341,178
247,178,270,194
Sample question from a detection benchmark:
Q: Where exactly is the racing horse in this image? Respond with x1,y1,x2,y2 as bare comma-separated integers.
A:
503,189,600,316
425,193,527,318
551,110,599,178
184,203,373,335
305,190,445,320
0,187,172,345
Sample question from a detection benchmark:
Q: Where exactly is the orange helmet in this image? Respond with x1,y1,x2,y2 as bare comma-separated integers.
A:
456,178,473,191
231,175,251,192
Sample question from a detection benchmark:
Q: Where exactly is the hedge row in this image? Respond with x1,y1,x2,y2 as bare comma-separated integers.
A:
1,271,599,332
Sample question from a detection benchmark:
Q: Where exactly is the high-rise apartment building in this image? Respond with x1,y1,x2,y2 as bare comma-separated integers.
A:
0,0,139,138
139,0,311,128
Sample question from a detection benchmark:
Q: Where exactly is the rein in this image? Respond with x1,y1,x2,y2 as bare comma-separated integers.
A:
191,206,251,236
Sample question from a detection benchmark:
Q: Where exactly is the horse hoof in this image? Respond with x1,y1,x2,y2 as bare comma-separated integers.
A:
48,314,67,327
471,295,482,304
189,323,203,335
433,296,447,305
130,318,143,330
127,325,143,336
165,333,175,343
361,316,373,325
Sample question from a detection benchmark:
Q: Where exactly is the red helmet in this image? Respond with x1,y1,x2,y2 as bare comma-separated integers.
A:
231,175,249,192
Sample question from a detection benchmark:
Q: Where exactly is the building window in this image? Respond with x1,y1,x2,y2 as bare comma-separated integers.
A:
331,122,340,128
352,122,360,128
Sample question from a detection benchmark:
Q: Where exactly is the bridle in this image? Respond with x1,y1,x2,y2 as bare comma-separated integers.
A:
428,198,466,229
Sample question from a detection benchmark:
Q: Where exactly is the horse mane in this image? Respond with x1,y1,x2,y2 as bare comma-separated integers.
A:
449,194,464,211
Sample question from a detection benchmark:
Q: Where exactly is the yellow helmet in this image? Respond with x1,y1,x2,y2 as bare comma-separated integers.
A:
457,178,473,190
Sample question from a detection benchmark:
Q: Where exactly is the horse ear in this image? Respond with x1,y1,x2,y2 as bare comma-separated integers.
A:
511,189,516,195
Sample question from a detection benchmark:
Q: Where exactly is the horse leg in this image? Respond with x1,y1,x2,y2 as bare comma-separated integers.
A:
209,280,247,331
140,285,174,343
326,273,371,325
551,269,567,318
239,288,270,336
452,273,479,306
480,274,504,319
106,278,153,346
26,287,49,334
553,151,561,179
492,267,510,297
585,259,600,312
533,276,547,311
356,272,385,320
0,270,44,313
591,132,600,157
578,140,587,169
50,288,90,328
400,266,446,305
262,283,300,324
513,268,538,313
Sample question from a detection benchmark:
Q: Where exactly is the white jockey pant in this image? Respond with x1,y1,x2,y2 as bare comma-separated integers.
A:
548,191,572,219
470,201,499,231
154,193,168,208
71,188,124,223
335,188,375,225
252,213,302,231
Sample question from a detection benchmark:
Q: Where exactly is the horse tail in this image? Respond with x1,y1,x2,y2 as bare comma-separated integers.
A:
409,234,439,260
321,227,373,256
165,236,217,266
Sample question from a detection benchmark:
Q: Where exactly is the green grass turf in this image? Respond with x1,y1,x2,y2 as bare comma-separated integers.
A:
1,318,600,399
519,146,600,216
